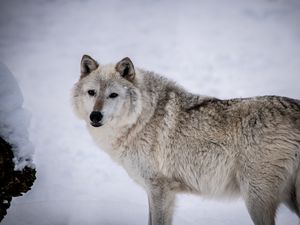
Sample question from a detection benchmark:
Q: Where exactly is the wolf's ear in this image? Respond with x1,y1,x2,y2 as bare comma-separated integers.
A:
115,57,135,82
80,55,99,78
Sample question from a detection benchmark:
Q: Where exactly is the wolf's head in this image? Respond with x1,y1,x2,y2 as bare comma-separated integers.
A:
72,55,142,128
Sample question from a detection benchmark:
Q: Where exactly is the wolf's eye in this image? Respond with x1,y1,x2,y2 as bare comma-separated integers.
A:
109,93,119,98
88,90,96,96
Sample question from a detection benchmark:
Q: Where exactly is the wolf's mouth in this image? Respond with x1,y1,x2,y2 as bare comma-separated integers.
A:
90,122,102,127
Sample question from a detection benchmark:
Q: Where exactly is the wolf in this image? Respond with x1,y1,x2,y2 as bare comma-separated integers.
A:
71,55,300,225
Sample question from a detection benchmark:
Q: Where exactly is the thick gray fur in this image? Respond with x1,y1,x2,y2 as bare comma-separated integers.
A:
72,56,300,225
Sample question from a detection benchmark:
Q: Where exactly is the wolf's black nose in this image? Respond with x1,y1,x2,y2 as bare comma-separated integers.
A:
90,111,103,123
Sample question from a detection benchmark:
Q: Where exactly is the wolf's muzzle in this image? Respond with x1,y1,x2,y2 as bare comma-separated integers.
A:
90,111,103,127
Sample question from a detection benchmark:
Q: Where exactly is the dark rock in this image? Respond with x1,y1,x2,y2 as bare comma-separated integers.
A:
0,136,36,221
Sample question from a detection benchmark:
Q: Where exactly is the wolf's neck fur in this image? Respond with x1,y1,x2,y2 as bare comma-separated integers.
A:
88,69,209,164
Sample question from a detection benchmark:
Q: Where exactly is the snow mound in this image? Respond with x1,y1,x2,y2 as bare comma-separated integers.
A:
0,62,34,170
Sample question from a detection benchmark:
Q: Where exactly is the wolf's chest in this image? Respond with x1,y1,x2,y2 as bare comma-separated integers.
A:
89,129,153,184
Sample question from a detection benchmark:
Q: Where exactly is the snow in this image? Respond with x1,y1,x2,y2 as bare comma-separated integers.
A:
0,62,34,170
0,0,299,224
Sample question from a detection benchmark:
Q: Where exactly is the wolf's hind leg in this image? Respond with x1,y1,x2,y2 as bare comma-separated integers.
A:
284,188,300,217
244,187,278,225
241,176,280,225
295,170,300,218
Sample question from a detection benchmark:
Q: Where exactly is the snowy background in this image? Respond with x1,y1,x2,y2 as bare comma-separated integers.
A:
0,62,34,170
1,0,300,224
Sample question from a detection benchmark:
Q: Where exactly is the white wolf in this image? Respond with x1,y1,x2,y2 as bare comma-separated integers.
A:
72,55,300,225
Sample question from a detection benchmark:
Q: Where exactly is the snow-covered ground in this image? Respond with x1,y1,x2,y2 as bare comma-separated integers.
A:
0,63,34,170
0,0,300,224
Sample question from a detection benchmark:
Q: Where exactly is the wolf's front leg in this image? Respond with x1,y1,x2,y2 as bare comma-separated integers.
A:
147,179,176,225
